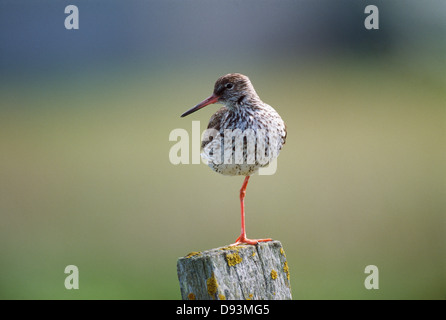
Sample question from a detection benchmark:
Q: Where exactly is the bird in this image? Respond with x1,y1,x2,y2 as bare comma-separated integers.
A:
181,73,287,246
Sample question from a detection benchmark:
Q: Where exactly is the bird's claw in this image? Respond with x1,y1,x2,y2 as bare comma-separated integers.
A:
229,235,272,246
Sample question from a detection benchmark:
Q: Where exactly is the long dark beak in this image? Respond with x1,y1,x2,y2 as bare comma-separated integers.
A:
181,94,219,117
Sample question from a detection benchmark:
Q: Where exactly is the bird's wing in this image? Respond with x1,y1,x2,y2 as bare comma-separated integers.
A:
201,106,228,150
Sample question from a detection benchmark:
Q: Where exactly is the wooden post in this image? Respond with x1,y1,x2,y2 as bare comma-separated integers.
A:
177,240,292,300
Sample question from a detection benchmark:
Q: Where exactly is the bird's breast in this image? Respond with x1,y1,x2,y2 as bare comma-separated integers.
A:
201,104,286,176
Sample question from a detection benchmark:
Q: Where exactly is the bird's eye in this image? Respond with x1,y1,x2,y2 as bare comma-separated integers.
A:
225,83,234,89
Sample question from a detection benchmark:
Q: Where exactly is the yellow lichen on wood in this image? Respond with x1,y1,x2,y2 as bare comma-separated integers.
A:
185,251,201,258
188,293,196,300
283,261,290,281
207,273,218,298
271,269,278,280
246,293,254,300
218,294,226,300
226,252,242,266
220,245,241,251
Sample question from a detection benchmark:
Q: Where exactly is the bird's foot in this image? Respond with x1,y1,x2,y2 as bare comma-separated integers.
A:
229,235,272,246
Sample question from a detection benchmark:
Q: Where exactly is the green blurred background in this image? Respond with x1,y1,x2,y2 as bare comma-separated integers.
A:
0,1,444,299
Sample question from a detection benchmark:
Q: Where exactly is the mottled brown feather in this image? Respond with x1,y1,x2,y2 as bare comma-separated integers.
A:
201,106,227,149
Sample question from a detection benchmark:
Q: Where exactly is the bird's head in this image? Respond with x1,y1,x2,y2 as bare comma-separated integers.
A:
181,73,259,117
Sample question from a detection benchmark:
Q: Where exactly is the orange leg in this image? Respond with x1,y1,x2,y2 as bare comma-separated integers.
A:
230,176,272,246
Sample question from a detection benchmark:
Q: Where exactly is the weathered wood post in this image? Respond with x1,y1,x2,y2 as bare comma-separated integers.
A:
177,240,292,300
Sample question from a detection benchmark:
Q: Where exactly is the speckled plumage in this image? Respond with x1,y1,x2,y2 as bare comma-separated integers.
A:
199,73,287,176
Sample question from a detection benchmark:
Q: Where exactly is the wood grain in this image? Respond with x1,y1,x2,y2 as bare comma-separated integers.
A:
177,240,292,300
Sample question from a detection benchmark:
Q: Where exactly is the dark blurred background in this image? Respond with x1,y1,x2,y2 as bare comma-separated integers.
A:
0,0,444,299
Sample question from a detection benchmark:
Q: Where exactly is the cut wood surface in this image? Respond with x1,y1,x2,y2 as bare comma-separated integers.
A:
177,240,292,300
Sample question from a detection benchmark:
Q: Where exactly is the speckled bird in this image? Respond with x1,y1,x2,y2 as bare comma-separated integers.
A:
181,73,287,245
